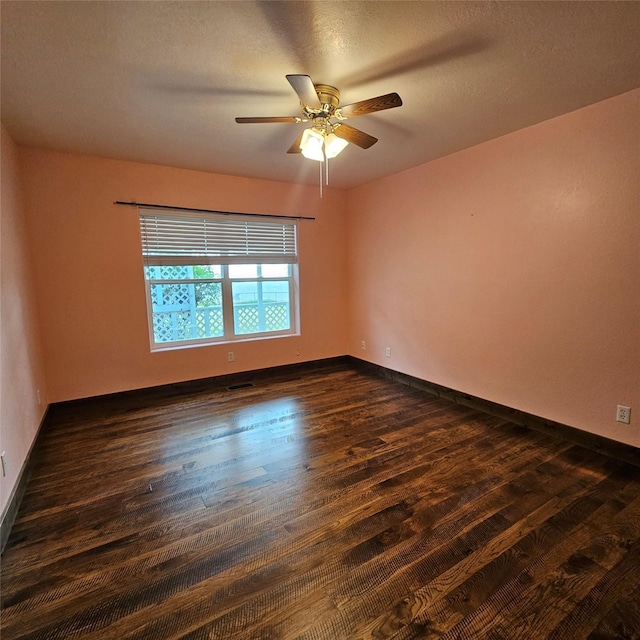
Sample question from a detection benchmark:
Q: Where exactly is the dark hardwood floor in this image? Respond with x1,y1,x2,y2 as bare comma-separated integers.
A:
2,362,639,639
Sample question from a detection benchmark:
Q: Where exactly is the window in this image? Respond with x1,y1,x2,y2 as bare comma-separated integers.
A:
139,210,298,349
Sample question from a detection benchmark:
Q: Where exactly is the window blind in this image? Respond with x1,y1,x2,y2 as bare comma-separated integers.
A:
139,210,298,265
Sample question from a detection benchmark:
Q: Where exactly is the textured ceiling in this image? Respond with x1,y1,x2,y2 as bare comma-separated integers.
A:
2,1,640,189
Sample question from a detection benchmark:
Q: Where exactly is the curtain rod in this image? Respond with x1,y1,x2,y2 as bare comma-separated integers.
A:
114,200,315,221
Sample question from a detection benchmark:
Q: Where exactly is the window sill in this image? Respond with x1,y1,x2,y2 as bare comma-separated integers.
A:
150,331,300,353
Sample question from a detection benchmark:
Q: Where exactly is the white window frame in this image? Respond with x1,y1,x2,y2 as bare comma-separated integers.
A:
139,209,299,350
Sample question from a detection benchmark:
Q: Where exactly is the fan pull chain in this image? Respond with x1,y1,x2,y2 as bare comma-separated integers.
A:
319,159,323,198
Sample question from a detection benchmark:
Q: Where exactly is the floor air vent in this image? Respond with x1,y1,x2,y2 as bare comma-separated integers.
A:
227,382,254,391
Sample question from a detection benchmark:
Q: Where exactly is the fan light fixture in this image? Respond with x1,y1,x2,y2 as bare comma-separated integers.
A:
299,126,349,196
299,128,325,161
235,74,403,197
299,128,348,161
324,133,349,158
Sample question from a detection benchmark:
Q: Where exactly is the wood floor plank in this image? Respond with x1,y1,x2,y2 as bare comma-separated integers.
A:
356,456,631,639
293,453,622,639
1,362,639,640
423,464,640,637
431,494,640,640
548,537,640,639
587,582,640,639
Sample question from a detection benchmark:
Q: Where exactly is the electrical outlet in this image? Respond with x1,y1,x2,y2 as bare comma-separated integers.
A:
616,405,631,424
1,451,6,477
228,351,235,362
385,347,391,358
361,341,366,351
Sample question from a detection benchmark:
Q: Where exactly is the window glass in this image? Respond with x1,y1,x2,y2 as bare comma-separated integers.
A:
193,265,223,279
144,265,222,280
229,264,258,279
261,264,290,278
262,280,290,303
232,280,291,335
144,263,295,347
149,282,223,343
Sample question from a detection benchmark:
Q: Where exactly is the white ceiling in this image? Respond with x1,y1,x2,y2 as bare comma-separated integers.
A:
2,1,640,190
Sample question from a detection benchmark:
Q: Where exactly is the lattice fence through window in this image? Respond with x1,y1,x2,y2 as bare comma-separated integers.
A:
265,304,289,330
236,306,260,333
195,308,223,338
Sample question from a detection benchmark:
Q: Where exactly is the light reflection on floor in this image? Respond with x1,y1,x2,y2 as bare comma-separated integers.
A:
174,396,308,499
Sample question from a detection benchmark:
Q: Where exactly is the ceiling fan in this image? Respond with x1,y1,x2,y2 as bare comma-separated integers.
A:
235,74,403,162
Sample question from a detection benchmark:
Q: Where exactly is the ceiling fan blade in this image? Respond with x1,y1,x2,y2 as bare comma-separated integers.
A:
235,116,300,124
338,93,403,118
286,74,321,109
287,133,303,154
333,123,378,149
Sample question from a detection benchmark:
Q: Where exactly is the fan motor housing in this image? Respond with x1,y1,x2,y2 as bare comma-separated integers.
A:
302,84,340,119
235,75,397,153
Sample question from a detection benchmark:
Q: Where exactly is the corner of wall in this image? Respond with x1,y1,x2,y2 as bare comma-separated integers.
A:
0,125,49,531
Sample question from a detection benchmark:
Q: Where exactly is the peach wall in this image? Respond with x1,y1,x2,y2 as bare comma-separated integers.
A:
347,89,640,447
18,150,348,402
0,126,48,517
